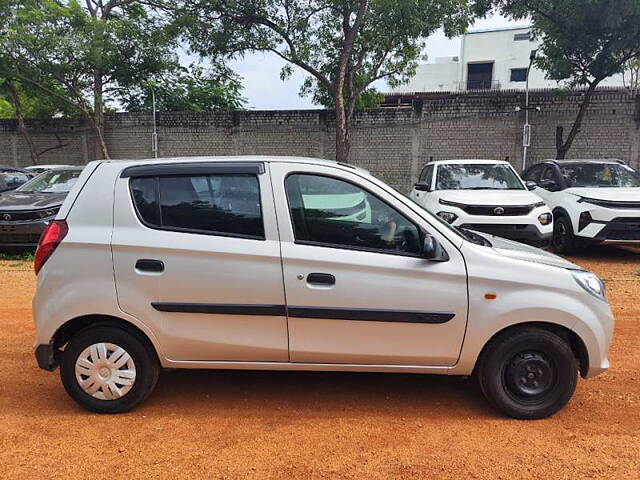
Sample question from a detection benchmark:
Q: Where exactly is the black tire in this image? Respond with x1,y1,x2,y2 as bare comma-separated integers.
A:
552,215,577,254
60,326,160,413
477,328,578,419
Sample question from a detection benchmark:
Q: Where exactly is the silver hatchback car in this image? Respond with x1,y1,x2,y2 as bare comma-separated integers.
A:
33,156,613,418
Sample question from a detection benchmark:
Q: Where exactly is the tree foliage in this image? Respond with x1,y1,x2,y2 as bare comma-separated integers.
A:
1,0,183,158
120,64,246,112
1,0,245,159
180,0,489,161
496,0,640,159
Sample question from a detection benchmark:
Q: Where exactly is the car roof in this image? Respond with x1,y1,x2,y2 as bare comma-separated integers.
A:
47,166,84,171
26,164,74,169
425,159,510,166
0,166,31,173
99,155,370,174
540,159,625,166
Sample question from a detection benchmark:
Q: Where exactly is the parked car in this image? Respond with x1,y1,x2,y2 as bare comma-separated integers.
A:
0,166,83,247
25,164,73,175
0,166,34,194
522,159,640,253
409,159,553,246
33,156,612,419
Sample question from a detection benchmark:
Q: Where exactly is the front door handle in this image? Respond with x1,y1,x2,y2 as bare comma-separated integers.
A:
135,259,164,273
307,273,335,286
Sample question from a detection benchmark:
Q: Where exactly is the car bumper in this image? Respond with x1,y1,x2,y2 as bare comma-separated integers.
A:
574,205,640,243
460,223,552,247
0,219,49,246
35,342,58,371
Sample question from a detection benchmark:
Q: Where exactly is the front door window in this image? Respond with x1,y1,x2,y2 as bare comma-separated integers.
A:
285,173,422,256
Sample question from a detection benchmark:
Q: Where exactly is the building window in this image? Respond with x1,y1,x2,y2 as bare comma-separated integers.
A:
467,62,494,90
510,68,528,82
514,32,530,41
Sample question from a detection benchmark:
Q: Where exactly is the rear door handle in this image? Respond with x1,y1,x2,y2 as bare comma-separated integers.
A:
307,273,335,286
135,259,164,273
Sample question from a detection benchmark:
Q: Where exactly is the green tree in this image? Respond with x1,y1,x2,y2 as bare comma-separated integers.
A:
2,0,183,159
496,0,640,159
0,0,72,163
0,75,72,163
119,64,246,112
623,57,640,94
180,0,489,162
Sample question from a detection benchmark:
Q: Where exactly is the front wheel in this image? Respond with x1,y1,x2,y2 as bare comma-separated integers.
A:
477,328,578,419
60,326,159,413
552,215,577,254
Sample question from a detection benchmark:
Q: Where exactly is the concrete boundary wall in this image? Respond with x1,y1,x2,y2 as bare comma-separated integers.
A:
1,88,638,192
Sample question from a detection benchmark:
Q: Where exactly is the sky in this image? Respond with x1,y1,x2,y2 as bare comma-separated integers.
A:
229,13,525,110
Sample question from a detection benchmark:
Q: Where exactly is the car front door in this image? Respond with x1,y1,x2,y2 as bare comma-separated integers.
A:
112,162,289,362
270,162,468,366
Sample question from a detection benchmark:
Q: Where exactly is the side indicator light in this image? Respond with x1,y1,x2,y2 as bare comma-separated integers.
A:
484,293,497,300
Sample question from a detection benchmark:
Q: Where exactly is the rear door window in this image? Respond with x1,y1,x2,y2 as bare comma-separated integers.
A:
130,174,264,239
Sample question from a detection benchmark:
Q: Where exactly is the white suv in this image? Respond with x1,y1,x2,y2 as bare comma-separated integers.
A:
409,160,552,247
33,156,613,419
522,159,640,252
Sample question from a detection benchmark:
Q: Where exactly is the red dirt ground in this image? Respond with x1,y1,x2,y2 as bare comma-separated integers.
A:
0,247,638,479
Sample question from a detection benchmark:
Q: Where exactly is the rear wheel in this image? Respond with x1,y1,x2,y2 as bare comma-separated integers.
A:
477,328,577,419
552,215,577,253
60,326,159,413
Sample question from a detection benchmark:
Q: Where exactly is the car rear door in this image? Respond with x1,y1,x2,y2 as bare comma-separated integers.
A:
112,162,289,362
270,161,468,366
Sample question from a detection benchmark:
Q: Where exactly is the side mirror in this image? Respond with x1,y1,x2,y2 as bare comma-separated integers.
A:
414,181,431,192
422,232,449,262
525,180,537,191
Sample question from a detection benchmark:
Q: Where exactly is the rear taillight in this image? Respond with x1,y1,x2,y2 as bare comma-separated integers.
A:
34,220,68,275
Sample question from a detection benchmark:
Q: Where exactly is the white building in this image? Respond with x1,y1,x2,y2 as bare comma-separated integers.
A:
395,26,624,93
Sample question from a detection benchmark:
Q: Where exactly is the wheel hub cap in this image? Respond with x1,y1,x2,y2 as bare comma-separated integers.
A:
505,351,555,398
75,342,136,400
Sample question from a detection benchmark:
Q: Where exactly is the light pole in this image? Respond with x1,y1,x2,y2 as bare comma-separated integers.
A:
151,88,158,158
522,48,537,171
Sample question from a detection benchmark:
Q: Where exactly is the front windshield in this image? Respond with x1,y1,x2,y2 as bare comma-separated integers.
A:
16,169,81,194
435,164,525,190
560,164,640,188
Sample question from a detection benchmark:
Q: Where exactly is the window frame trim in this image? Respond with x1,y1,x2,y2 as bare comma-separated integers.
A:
120,162,265,178
128,173,267,241
283,171,428,259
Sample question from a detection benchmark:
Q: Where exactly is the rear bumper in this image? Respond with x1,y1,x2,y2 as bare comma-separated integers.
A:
35,343,58,371
460,223,552,247
0,219,49,247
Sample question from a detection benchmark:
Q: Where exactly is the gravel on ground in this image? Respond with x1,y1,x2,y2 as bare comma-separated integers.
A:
0,248,638,479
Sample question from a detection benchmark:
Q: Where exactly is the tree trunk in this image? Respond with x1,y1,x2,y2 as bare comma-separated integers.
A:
555,126,567,159
93,70,110,159
555,82,599,159
334,97,351,162
332,0,368,163
7,82,39,165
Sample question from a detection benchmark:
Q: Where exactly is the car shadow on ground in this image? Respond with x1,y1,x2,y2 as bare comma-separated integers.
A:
144,368,497,419
570,245,638,259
